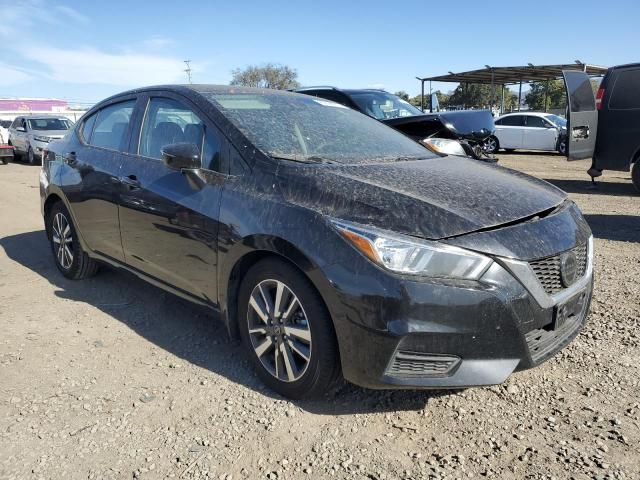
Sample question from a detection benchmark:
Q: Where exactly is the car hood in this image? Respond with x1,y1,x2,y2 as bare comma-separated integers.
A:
382,110,495,143
278,156,567,239
30,129,67,137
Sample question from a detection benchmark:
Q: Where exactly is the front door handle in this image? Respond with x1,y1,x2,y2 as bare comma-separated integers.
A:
120,174,141,189
64,152,77,165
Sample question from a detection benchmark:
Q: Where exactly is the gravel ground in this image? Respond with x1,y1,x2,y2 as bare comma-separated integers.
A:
0,153,638,480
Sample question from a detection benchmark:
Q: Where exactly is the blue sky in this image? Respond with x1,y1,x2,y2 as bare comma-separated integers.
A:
1,0,638,104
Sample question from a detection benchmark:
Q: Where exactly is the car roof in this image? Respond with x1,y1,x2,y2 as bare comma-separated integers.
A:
498,111,554,119
15,114,70,119
295,86,387,94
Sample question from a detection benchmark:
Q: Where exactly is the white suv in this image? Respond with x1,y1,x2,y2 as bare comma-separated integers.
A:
8,115,73,165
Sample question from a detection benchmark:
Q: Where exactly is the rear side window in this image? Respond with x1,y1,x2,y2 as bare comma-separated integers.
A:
609,69,640,110
498,115,524,126
90,101,135,151
81,113,97,143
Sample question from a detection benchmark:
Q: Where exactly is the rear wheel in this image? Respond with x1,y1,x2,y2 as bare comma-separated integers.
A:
632,161,640,193
483,136,499,154
47,202,99,279
238,258,341,399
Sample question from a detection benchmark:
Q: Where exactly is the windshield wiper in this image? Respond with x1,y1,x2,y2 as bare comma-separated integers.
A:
270,154,335,164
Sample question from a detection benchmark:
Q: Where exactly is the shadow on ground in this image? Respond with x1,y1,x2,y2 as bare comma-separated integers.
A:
1,230,452,414
583,214,640,243
542,177,637,196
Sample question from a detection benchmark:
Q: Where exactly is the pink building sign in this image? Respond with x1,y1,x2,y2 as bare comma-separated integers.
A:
0,99,68,111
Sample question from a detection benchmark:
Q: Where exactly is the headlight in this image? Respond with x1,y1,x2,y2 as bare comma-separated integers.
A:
331,219,492,280
33,136,50,142
422,138,466,156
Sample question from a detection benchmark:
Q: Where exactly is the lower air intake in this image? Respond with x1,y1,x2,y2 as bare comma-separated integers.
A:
386,351,460,378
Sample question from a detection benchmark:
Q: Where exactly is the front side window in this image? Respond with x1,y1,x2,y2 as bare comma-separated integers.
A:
348,91,423,120
91,101,135,151
525,116,547,128
204,91,433,164
139,98,222,171
11,118,22,129
27,118,72,131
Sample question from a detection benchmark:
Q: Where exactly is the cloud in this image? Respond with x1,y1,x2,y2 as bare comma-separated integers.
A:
55,5,90,24
22,46,190,86
0,63,34,87
0,1,88,37
143,35,174,49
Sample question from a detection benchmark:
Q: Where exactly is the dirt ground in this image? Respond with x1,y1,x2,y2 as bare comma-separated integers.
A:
1,153,639,480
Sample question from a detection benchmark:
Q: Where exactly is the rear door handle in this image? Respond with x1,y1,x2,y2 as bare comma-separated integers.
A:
120,174,141,189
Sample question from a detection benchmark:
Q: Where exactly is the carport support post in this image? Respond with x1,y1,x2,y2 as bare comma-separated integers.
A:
544,80,549,112
421,79,425,112
517,80,523,111
500,84,505,115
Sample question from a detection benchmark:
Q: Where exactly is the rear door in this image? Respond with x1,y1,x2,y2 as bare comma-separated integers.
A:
563,70,598,160
495,115,525,148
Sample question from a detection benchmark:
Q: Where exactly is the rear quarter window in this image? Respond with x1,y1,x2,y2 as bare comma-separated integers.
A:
609,69,640,110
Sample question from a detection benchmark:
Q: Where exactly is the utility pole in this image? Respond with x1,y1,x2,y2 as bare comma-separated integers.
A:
184,60,192,84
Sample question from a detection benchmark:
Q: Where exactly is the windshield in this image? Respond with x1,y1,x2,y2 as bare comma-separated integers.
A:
204,92,434,164
27,118,73,131
545,114,567,128
348,91,424,120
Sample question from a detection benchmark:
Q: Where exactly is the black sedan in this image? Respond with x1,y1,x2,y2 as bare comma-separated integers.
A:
40,85,594,399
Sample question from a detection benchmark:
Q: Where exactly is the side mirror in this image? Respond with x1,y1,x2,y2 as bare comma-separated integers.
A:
17,127,26,132
161,142,201,170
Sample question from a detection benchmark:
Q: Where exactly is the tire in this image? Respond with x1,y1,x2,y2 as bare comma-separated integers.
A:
238,257,341,399
632,161,640,193
483,136,499,154
47,201,99,279
1,158,8,165
27,146,38,165
558,139,567,155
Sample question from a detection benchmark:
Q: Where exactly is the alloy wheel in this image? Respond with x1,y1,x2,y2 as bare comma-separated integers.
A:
484,137,498,153
52,212,74,269
246,279,312,382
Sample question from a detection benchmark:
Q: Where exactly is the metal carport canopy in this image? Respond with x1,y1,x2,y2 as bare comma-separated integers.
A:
416,62,608,113
418,63,608,84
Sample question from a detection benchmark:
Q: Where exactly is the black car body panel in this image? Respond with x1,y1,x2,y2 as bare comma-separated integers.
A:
593,63,640,172
41,85,594,391
294,87,495,146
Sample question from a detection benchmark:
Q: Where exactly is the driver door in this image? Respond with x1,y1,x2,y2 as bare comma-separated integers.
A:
563,70,598,160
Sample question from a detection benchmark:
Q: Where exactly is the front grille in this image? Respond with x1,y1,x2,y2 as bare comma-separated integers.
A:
386,351,460,377
525,314,585,364
529,243,588,295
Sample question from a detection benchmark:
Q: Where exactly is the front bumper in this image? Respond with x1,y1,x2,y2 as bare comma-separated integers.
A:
320,235,593,390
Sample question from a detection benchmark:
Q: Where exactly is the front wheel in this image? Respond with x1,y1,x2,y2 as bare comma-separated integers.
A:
47,202,99,279
483,136,499,154
632,161,640,193
558,139,567,155
238,258,341,399
27,146,38,165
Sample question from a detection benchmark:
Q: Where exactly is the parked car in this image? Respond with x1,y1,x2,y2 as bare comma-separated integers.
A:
8,115,73,165
0,119,11,142
588,63,640,191
294,87,495,160
0,131,13,164
41,84,595,399
483,112,567,154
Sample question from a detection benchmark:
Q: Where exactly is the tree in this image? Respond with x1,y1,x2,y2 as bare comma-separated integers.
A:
394,91,410,101
230,63,300,90
525,80,566,111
